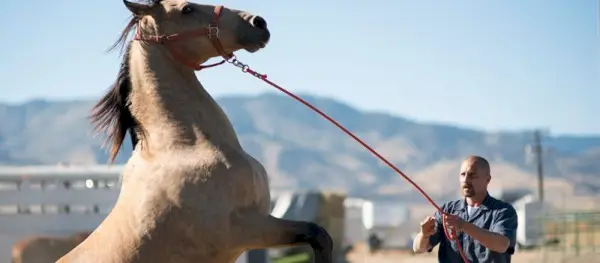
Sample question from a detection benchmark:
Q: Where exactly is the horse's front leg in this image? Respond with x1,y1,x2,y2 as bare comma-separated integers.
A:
233,214,333,263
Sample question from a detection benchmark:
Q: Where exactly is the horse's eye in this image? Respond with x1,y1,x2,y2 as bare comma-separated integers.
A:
181,6,193,15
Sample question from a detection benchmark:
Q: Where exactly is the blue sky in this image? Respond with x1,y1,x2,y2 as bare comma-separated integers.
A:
0,0,598,135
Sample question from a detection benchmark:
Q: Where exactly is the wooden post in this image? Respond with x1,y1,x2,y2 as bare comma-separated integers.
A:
533,130,545,203
574,213,580,256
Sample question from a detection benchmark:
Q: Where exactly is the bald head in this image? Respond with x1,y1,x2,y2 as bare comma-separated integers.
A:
459,155,491,199
462,155,491,177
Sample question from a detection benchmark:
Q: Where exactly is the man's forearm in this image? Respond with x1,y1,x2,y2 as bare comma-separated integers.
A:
462,222,510,252
412,232,430,253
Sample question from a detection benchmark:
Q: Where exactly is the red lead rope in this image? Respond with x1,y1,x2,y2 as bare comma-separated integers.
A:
222,57,470,263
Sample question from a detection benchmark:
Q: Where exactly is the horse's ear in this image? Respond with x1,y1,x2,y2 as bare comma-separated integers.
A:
123,0,152,16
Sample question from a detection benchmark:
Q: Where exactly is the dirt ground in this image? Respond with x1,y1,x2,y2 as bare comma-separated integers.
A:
345,243,600,263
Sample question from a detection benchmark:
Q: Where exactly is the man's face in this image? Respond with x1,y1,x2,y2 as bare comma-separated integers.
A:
459,159,490,198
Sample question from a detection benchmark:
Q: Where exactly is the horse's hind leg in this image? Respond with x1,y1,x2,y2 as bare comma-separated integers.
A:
234,214,333,263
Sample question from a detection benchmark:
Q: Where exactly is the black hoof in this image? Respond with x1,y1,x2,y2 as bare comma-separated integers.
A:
307,223,333,263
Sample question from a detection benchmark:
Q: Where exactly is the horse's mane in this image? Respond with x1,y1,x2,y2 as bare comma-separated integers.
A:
89,18,142,163
107,0,162,54
89,0,163,164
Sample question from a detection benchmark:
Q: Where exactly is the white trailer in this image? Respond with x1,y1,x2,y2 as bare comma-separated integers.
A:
513,194,550,249
343,198,374,246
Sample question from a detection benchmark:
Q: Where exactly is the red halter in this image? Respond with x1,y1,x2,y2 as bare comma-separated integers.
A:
133,5,232,70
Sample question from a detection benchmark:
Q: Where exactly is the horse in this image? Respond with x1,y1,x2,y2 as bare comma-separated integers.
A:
11,232,92,263
57,1,333,262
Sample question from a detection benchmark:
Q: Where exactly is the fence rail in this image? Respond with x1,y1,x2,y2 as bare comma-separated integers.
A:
534,210,600,261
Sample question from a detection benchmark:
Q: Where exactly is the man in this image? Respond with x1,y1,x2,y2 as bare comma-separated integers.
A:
412,155,518,263
367,232,382,254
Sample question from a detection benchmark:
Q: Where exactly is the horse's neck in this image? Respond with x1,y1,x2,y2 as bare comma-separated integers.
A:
128,42,241,151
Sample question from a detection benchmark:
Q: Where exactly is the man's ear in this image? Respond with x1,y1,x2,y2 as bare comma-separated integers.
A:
123,0,153,16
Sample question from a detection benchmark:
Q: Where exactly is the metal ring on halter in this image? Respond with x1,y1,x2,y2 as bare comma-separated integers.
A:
226,55,237,64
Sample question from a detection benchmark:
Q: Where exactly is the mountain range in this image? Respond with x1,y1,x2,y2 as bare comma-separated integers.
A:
1,93,599,207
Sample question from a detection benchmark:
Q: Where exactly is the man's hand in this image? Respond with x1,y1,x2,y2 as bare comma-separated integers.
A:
420,216,437,237
413,216,437,253
443,214,466,239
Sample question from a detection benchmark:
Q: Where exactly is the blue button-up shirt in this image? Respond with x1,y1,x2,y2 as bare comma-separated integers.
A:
427,194,518,263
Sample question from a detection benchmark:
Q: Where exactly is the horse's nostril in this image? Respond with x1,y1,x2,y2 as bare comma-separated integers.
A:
251,15,267,30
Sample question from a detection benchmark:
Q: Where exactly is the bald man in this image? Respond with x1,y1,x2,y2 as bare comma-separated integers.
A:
412,155,518,263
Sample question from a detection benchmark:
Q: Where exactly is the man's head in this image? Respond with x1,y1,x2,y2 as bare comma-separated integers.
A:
459,155,491,199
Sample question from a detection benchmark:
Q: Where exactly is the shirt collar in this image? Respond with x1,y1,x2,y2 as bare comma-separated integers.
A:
457,192,493,211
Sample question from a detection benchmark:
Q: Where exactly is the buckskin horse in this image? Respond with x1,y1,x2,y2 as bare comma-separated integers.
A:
57,0,332,262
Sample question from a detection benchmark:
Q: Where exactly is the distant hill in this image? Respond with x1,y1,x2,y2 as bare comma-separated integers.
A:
1,93,599,206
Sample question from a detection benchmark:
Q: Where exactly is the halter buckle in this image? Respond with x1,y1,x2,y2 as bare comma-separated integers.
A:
207,24,219,39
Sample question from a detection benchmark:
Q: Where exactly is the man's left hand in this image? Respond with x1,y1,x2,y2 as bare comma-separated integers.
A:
443,214,466,239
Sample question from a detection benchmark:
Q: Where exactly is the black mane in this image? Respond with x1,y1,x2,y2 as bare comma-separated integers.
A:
90,16,142,164
90,0,165,163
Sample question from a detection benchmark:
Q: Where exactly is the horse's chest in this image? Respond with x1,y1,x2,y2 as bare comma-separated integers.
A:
178,155,271,218
127,147,271,218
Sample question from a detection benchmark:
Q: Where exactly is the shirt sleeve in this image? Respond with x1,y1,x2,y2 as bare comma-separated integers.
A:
490,206,518,254
427,204,446,252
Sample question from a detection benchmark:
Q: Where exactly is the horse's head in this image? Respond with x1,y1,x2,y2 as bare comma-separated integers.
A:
124,0,270,64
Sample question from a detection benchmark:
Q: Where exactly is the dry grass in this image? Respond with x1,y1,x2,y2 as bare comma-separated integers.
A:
346,243,600,263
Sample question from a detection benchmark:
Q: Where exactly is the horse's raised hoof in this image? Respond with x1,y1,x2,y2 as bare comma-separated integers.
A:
306,223,333,263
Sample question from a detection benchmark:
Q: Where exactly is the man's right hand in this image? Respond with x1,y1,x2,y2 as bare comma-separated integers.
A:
420,216,437,237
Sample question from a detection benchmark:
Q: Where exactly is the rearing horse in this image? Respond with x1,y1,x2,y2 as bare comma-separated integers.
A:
57,1,333,262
